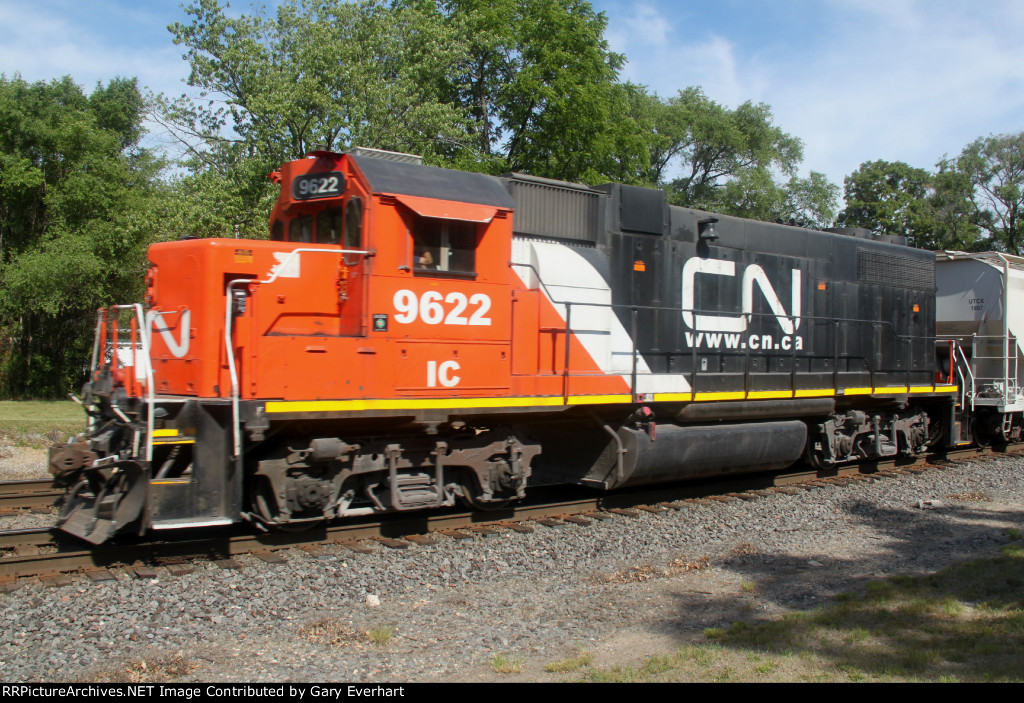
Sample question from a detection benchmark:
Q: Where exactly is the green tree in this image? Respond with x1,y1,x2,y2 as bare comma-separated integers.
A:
837,159,983,251
591,82,663,186
431,0,626,181
160,150,279,241
165,0,637,184
163,0,824,227
783,171,841,229
946,133,1024,254
159,0,474,238
0,75,160,397
838,160,934,245
654,87,804,209
714,169,839,229
164,0,470,164
928,164,982,251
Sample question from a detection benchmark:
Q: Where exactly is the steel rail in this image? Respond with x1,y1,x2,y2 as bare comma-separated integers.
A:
1,444,1020,586
0,479,60,510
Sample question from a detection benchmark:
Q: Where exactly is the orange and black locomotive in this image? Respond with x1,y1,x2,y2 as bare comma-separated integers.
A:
50,147,977,544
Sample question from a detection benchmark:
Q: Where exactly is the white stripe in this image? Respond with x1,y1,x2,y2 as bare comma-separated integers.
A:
512,239,691,393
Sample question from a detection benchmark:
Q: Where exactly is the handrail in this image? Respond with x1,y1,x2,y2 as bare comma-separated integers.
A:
962,331,1024,406
952,341,975,410
92,304,156,462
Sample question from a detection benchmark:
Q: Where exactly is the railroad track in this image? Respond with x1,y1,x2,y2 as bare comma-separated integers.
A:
0,444,1016,590
0,479,60,511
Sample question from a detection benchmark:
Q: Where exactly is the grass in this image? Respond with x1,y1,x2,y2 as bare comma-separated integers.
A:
299,618,360,646
0,400,85,446
365,626,395,648
577,544,1024,682
545,647,595,673
604,554,710,584
79,652,198,682
490,653,524,674
299,619,395,649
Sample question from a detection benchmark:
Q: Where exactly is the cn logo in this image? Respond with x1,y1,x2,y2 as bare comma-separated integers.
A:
681,258,801,334
145,309,191,358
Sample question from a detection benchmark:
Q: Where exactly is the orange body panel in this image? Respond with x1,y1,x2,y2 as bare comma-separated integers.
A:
143,152,622,405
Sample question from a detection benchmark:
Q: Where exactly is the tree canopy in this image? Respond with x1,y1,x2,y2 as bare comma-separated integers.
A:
157,0,832,230
947,133,1024,254
837,160,938,247
834,141,1024,253
11,0,1024,397
431,0,626,181
0,75,163,397
163,0,633,183
654,87,805,208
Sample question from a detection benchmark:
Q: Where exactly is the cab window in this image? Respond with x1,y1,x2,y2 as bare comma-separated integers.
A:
413,217,477,277
316,208,343,245
289,215,313,243
345,197,362,249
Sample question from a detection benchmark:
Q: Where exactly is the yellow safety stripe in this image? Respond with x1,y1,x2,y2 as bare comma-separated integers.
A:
263,385,958,413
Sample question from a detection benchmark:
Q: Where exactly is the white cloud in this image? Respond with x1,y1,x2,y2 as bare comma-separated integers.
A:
0,2,188,96
772,2,1024,182
599,0,1024,189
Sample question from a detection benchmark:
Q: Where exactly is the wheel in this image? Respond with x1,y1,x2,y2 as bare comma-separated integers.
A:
972,412,1002,448
248,475,325,530
454,466,516,511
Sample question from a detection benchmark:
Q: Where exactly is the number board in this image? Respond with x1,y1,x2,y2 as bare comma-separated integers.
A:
292,171,346,200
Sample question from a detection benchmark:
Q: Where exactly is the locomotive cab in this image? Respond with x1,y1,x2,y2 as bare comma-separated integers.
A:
268,151,364,248
50,148,536,543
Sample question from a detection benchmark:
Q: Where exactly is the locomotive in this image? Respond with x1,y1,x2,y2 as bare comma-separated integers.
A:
47,147,1015,544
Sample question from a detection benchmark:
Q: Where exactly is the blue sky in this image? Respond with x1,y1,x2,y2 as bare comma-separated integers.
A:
3,0,1023,191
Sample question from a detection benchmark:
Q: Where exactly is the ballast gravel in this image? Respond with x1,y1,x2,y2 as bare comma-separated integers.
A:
2,453,1024,682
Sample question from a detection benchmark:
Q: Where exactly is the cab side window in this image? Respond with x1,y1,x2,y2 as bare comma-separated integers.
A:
413,217,477,277
345,197,363,249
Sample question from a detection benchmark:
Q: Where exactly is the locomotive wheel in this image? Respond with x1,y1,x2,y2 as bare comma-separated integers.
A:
248,476,324,530
455,468,515,512
806,448,833,471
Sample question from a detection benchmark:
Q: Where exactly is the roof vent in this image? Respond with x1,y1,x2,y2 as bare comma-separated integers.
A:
348,146,422,165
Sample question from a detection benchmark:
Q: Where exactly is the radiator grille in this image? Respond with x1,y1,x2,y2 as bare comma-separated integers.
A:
857,250,934,290
505,176,601,242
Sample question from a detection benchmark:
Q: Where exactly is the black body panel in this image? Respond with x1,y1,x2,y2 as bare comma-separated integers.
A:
594,186,937,394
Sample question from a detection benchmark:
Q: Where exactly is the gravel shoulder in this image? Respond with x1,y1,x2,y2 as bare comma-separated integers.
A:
2,452,1023,682
0,446,48,480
